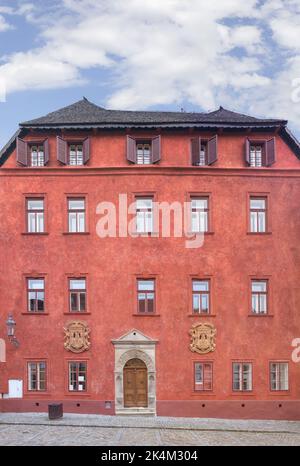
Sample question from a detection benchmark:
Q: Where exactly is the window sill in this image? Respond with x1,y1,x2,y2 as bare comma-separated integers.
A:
231,392,255,396
247,232,272,235
269,391,290,396
25,392,51,397
133,313,160,317
187,231,215,236
248,313,273,317
22,232,49,236
188,313,216,317
192,392,216,396
21,312,49,315
63,232,90,235
64,312,91,315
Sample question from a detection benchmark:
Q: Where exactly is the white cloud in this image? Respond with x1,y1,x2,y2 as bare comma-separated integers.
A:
0,0,300,129
0,14,12,32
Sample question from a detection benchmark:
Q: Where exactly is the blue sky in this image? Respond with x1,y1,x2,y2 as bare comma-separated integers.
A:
1,0,300,147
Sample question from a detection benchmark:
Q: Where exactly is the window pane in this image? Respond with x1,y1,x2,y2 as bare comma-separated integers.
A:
250,199,266,209
69,213,77,232
252,294,259,313
147,296,154,313
193,295,200,313
28,213,36,233
250,212,257,232
69,199,85,210
70,293,78,311
138,280,154,291
70,279,86,290
259,294,267,313
193,280,209,292
195,363,203,384
136,198,152,209
233,363,241,390
78,213,85,232
28,200,44,210
36,213,44,232
201,294,209,313
37,292,44,311
138,293,146,312
252,281,266,292
191,199,207,209
79,293,86,311
29,279,44,290
258,212,266,232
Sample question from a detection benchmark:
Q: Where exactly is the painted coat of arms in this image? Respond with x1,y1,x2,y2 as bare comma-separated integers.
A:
64,321,91,353
189,322,216,354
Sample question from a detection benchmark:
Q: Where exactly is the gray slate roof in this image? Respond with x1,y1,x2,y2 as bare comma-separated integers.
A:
1,98,300,165
20,98,286,127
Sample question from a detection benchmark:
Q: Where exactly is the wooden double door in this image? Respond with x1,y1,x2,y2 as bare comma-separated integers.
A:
123,358,148,408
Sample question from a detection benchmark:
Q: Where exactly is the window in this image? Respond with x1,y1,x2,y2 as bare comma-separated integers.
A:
194,362,213,391
126,136,161,164
191,136,218,166
68,198,85,233
251,280,268,314
27,198,44,233
233,363,252,391
28,362,46,391
270,363,289,391
190,197,209,233
192,280,210,314
250,197,267,232
69,279,86,312
27,278,45,313
135,197,153,233
137,279,155,313
30,145,45,167
69,144,83,166
250,144,263,167
136,142,152,165
69,362,87,391
246,138,276,167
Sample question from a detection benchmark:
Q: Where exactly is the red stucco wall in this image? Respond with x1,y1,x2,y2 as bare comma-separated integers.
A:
0,129,300,419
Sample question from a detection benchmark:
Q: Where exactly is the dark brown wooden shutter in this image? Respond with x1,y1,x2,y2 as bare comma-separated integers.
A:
126,136,137,163
16,137,28,166
151,136,161,163
207,135,218,165
191,137,200,165
43,139,49,165
265,137,276,166
82,137,90,164
245,138,251,165
57,136,67,164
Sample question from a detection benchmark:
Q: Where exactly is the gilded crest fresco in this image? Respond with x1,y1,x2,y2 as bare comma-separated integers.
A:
189,322,216,354
64,321,91,353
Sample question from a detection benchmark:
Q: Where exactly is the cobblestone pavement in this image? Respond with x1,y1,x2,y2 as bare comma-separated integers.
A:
0,413,300,446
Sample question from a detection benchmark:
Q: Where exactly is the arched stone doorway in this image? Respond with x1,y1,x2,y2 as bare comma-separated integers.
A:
112,329,157,415
123,358,148,408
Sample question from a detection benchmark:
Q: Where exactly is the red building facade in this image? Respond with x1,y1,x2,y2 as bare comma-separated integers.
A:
0,98,300,419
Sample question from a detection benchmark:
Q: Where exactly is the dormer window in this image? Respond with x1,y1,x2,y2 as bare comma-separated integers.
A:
245,138,276,167
136,141,151,165
56,137,90,166
16,138,49,167
30,145,45,167
191,136,217,166
127,136,161,164
250,144,263,167
69,144,83,166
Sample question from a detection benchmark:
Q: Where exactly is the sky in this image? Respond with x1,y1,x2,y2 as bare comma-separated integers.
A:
0,0,300,147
